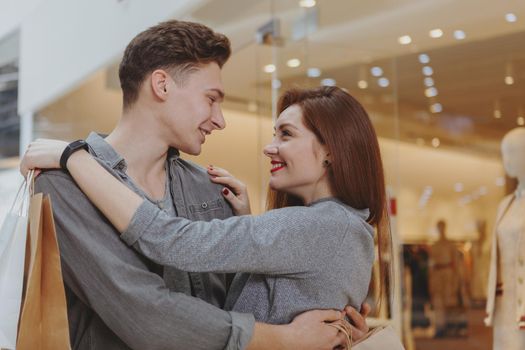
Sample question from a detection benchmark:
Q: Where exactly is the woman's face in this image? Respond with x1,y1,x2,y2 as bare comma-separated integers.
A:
263,104,332,203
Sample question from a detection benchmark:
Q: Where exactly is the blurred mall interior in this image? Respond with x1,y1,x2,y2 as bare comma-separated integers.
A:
1,1,525,349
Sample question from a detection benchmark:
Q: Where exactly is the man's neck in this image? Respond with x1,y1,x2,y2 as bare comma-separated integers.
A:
105,110,170,199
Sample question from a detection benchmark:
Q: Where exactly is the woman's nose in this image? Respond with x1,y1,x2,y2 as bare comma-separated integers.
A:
263,144,279,157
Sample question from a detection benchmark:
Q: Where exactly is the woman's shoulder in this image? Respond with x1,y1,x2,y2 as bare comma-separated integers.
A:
309,199,373,235
311,198,369,221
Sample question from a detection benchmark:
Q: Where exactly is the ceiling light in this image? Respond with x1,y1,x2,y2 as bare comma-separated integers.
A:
505,76,515,85
454,30,466,40
398,35,412,45
287,58,301,68
424,77,435,87
454,183,464,192
307,67,321,78
263,64,276,73
430,103,442,113
418,54,430,64
479,186,488,196
357,80,368,89
425,87,438,97
370,66,383,77
299,0,316,8
272,79,281,89
422,66,434,76
378,77,390,88
494,100,502,119
505,62,514,85
505,13,517,23
432,137,440,148
429,29,443,38
321,78,336,86
518,117,525,126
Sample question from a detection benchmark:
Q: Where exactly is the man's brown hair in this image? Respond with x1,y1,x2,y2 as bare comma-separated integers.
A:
119,20,231,109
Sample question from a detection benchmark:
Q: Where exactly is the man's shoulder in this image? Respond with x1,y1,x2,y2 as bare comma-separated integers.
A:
175,158,220,187
176,157,207,174
35,169,74,186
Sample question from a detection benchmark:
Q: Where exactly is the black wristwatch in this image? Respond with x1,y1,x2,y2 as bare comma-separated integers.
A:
60,140,90,171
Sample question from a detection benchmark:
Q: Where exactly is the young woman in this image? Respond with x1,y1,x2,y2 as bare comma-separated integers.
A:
21,86,390,327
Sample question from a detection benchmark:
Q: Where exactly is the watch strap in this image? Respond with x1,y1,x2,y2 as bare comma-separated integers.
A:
60,140,90,171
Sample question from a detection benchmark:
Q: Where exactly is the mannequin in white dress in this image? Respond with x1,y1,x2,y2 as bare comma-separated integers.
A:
485,127,525,350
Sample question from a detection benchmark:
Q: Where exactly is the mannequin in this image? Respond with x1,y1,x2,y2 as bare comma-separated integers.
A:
485,127,525,350
429,220,457,337
470,220,490,305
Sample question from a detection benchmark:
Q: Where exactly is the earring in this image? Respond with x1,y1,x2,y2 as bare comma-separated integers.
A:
323,159,330,167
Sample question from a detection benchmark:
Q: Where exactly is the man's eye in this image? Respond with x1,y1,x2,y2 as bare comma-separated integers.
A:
208,96,216,103
281,130,291,137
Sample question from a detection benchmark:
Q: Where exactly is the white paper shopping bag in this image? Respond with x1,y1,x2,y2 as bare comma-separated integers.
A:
0,171,33,349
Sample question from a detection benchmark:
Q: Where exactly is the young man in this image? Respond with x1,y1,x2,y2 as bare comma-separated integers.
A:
26,20,367,349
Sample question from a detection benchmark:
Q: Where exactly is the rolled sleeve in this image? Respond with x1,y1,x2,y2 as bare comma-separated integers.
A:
225,312,256,350
121,200,159,245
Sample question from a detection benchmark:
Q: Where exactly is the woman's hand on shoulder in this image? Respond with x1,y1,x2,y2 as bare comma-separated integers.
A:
20,138,69,178
207,165,251,216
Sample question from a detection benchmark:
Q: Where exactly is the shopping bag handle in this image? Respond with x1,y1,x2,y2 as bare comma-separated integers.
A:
10,170,35,217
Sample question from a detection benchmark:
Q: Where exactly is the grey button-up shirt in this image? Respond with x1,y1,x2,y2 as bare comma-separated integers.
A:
34,132,254,350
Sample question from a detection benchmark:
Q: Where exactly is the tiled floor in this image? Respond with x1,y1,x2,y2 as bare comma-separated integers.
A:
414,309,492,350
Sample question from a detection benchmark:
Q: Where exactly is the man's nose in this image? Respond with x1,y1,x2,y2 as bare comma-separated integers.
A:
211,107,226,130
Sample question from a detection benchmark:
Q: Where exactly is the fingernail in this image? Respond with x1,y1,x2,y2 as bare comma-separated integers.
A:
222,188,229,195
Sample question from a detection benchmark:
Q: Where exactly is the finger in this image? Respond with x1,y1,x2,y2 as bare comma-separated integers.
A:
345,306,367,332
210,176,245,193
20,161,28,178
316,309,343,323
221,187,243,208
360,303,372,317
332,330,349,349
207,166,231,177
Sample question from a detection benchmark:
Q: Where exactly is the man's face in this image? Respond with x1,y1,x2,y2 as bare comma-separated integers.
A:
161,62,226,155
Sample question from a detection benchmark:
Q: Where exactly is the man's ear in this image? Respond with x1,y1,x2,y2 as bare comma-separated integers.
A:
150,69,170,101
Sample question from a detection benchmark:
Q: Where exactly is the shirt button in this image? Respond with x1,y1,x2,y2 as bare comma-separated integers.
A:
519,277,524,285
520,258,524,266
201,202,208,209
519,298,523,306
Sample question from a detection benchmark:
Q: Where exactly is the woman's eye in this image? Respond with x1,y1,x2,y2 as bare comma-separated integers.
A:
281,130,291,137
208,96,216,104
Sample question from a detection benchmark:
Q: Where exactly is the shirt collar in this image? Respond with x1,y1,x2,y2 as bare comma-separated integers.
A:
86,132,181,171
86,132,126,170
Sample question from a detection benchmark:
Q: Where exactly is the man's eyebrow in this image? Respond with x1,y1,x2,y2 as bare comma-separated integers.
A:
207,88,225,100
